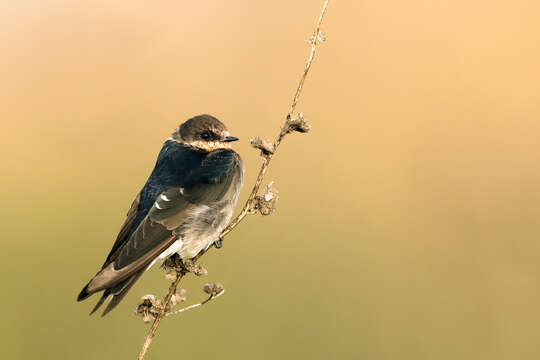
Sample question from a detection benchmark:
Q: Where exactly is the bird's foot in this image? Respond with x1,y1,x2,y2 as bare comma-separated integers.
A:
214,236,224,249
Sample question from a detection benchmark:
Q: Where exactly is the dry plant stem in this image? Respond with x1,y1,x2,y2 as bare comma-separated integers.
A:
217,0,329,235
137,271,184,360
137,1,329,359
165,290,225,317
287,0,329,122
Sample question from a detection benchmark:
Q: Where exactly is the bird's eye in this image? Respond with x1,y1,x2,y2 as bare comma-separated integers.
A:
200,131,212,140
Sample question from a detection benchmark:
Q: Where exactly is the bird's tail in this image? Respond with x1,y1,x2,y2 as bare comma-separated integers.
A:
77,269,145,317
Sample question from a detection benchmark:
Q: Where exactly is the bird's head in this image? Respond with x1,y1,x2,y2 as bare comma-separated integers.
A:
171,114,239,151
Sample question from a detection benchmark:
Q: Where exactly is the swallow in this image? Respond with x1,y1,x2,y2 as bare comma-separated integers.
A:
77,114,244,316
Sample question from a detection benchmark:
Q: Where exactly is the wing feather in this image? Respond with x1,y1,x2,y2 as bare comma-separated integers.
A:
102,193,141,268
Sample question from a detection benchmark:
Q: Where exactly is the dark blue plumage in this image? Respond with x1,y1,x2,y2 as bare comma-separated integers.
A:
128,141,207,241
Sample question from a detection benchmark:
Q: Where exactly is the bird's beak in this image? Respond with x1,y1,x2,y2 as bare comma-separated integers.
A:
223,136,239,142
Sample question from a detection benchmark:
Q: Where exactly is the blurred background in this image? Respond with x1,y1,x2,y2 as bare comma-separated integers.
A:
2,0,540,359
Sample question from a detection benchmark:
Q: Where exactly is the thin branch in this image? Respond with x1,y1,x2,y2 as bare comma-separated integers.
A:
137,1,329,358
287,0,329,122
216,0,329,237
138,271,184,360
165,290,225,317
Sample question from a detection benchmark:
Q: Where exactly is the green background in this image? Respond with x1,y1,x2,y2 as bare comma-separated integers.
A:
2,1,540,359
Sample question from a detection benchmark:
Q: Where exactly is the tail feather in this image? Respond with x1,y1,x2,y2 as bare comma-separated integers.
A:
77,284,92,302
101,269,145,317
77,269,145,316
89,291,110,315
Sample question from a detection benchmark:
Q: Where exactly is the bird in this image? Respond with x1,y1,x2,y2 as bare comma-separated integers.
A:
77,114,244,316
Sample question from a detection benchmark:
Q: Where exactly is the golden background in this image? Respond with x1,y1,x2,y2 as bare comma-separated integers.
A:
2,1,540,359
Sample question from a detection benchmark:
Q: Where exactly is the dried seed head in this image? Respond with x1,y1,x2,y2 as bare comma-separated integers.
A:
250,137,275,156
289,113,311,133
194,264,208,276
252,181,279,216
162,254,181,280
183,259,208,276
281,113,311,138
171,289,187,306
134,294,162,323
203,283,225,296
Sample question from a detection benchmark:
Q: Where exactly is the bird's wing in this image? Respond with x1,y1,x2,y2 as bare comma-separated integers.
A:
83,149,242,295
99,140,204,269
115,149,242,267
101,193,141,268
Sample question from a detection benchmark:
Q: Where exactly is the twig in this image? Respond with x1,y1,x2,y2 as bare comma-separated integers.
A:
212,0,328,239
287,0,329,123
137,1,329,358
165,290,225,317
137,271,184,360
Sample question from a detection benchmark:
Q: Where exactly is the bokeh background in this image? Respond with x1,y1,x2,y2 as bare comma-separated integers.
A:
2,0,540,359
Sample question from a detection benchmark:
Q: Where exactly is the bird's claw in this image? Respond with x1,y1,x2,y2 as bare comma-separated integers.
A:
214,236,224,249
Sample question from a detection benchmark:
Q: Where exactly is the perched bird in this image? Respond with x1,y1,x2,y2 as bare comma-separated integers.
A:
77,114,244,316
